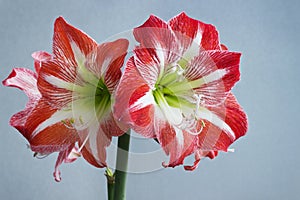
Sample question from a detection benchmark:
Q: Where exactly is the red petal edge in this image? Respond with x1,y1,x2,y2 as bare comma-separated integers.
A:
185,93,247,170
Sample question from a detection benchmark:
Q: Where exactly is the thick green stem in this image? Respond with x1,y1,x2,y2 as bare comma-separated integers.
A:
113,129,131,200
105,168,115,200
107,181,114,200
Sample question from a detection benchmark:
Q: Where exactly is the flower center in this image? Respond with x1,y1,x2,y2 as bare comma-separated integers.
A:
94,79,111,119
152,64,204,135
153,64,194,109
61,64,112,132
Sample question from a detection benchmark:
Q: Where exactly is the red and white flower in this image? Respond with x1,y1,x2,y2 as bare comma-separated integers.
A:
3,17,129,181
114,12,247,169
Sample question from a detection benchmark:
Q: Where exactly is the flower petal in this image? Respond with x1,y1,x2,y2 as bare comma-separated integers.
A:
53,17,97,65
169,12,221,52
133,15,176,51
128,85,156,137
37,60,75,108
197,93,247,152
114,57,156,138
155,112,197,167
24,99,78,154
53,145,79,182
37,17,98,108
220,44,228,50
78,123,111,168
184,150,218,171
80,145,103,168
93,39,129,92
133,15,181,86
168,12,203,61
186,51,241,106
2,68,41,134
133,47,162,87
100,112,125,137
200,22,220,50
2,68,40,100
184,94,246,171
32,51,52,73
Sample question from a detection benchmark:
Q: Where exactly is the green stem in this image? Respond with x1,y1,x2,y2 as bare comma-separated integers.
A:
113,129,131,200
105,168,115,200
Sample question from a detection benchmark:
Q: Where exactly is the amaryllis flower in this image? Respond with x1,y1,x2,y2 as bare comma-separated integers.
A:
3,52,79,182
3,17,129,181
114,12,247,169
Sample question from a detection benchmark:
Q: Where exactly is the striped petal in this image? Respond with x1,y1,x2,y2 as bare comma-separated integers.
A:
133,47,163,87
184,94,247,171
133,15,182,86
2,68,40,100
152,106,198,167
168,12,221,67
53,145,80,182
197,93,247,152
114,57,156,138
78,122,111,168
25,100,79,182
81,145,103,168
37,60,75,108
53,17,97,67
32,51,52,73
38,18,97,108
24,99,78,153
100,112,125,137
186,51,241,106
2,68,41,136
3,64,79,182
94,39,129,92
37,17,98,108
168,12,203,62
133,15,178,53
184,150,218,171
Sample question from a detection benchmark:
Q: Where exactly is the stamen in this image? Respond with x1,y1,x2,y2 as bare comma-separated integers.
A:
195,94,206,118
194,94,203,110
171,94,206,136
78,133,90,153
201,120,206,127
27,144,50,159
227,148,235,152
33,152,50,159
176,64,184,76
61,118,76,129
176,113,203,136
67,147,81,160
79,116,84,125
165,64,177,74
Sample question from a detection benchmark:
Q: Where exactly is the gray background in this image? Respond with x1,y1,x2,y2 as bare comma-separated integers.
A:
0,0,299,199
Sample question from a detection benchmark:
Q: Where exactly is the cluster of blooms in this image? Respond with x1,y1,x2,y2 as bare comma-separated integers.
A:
3,12,247,181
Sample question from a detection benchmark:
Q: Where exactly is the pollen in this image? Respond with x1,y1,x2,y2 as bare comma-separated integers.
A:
61,118,76,129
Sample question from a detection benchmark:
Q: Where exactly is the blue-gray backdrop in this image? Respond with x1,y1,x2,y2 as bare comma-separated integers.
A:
0,0,299,199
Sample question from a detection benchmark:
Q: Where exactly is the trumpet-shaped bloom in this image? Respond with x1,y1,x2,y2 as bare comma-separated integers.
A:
3,17,129,181
114,12,247,169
